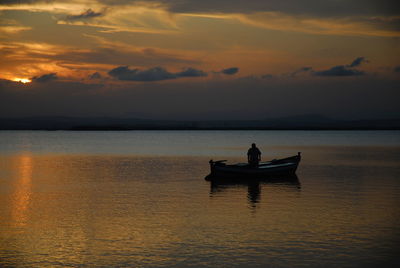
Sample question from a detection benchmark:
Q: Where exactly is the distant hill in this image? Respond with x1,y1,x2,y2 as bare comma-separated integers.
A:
0,115,399,130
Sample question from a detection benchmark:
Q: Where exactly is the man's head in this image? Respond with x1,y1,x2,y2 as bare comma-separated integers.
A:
252,143,256,148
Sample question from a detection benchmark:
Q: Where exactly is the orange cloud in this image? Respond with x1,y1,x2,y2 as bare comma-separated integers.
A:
0,25,31,34
234,12,400,37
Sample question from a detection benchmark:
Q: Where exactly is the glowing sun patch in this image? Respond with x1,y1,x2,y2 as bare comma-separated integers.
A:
13,78,31,83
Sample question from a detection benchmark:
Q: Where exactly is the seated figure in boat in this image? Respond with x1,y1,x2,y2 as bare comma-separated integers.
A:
247,143,261,167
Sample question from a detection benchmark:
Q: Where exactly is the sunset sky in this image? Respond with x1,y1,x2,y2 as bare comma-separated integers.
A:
0,0,399,120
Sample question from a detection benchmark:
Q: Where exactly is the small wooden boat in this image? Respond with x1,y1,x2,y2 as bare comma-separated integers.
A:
205,152,301,181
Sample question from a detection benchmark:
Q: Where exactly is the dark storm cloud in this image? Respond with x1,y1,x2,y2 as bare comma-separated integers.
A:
99,0,399,17
348,57,367,68
221,67,239,75
66,9,104,21
31,73,58,82
108,66,208,81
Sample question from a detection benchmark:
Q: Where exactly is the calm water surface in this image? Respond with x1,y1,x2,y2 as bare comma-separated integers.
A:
1,131,399,267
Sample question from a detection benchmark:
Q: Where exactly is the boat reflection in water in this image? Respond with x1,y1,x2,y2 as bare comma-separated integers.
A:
205,153,301,207
209,174,301,208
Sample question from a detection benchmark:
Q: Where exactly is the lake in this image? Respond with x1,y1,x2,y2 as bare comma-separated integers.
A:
1,130,399,267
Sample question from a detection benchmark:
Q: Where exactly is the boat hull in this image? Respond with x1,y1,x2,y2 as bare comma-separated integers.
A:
205,153,301,182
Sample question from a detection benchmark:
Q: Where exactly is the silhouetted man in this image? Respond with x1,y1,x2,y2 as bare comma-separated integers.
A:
247,143,261,167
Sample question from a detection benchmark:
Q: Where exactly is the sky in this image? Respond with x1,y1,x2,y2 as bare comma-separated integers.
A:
0,0,399,120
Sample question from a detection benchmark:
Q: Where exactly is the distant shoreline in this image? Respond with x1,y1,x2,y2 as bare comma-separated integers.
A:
1,116,399,131
1,127,400,131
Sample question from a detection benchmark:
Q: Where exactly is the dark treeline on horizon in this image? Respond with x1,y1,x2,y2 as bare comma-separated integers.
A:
1,116,400,130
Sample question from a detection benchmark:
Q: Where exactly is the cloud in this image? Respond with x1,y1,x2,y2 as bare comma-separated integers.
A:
66,9,104,21
0,38,200,82
221,67,239,75
0,18,31,34
56,3,180,34
89,72,102,79
314,66,364,77
394,66,400,72
31,73,58,82
97,0,398,17
3,1,397,18
0,0,43,4
313,57,367,77
108,66,209,81
300,67,313,72
235,12,400,37
108,66,175,81
176,67,207,77
2,1,398,37
290,66,312,77
55,35,199,66
0,1,84,13
348,57,367,67
0,25,31,34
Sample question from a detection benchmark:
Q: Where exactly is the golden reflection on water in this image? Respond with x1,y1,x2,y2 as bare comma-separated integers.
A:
2,155,210,266
0,149,399,267
11,154,33,227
